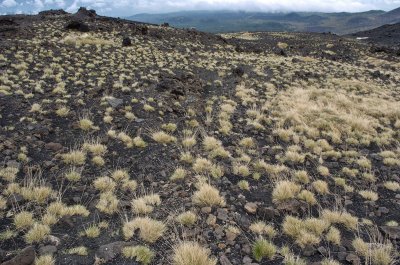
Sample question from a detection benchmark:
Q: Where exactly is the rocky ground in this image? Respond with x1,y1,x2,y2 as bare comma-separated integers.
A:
0,8,399,265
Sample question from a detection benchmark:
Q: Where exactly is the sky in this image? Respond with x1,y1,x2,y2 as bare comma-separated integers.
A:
1,0,399,16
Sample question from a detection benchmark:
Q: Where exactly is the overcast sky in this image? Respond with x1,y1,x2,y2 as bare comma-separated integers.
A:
1,0,399,16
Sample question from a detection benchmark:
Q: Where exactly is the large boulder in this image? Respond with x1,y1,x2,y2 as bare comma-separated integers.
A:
0,246,35,265
65,20,89,32
74,7,97,20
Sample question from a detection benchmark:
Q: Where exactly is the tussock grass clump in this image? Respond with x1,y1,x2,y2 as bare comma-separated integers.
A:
176,211,197,226
65,167,82,182
359,190,379,201
321,259,340,265
282,253,307,265
92,156,105,166
172,241,216,265
237,180,250,190
232,163,251,177
317,165,330,176
384,181,400,191
93,176,116,192
252,237,276,262
131,194,161,214
25,223,50,243
0,166,19,182
78,117,95,131
249,221,276,238
35,255,55,265
192,158,224,178
82,141,107,156
325,226,341,245
123,217,166,242
20,185,53,205
293,170,310,184
152,131,177,144
14,211,34,229
96,191,119,214
66,246,88,256
161,123,177,132
123,246,154,265
111,169,129,182
62,150,86,165
272,180,301,203
312,180,329,194
321,209,358,230
353,237,395,265
56,106,70,117
170,167,187,181
297,190,317,205
192,183,225,207
282,216,331,248
83,224,100,238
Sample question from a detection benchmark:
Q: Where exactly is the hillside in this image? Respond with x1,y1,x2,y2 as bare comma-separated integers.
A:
0,7,400,265
349,22,400,48
128,9,400,34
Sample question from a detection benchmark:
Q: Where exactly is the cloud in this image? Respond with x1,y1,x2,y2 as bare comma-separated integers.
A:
1,0,400,16
34,0,44,9
1,0,17,8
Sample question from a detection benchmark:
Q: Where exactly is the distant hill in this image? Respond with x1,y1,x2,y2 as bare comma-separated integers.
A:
349,22,400,47
127,8,400,35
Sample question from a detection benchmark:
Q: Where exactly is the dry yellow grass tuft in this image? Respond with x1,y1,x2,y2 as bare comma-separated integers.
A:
272,180,301,203
123,217,166,242
192,183,225,207
172,241,216,265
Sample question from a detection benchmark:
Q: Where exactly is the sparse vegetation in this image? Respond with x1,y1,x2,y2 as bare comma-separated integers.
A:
1,9,399,265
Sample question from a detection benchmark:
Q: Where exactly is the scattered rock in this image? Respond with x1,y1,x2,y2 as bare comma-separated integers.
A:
96,241,131,263
74,7,96,19
201,206,212,214
256,206,276,220
65,20,89,32
317,246,327,256
1,246,35,265
220,254,233,265
380,226,400,239
39,245,57,256
206,214,217,226
302,245,316,257
346,253,360,265
337,251,347,261
276,199,307,214
122,37,132,47
46,235,61,246
39,9,68,16
45,142,63,151
244,202,257,214
106,97,123,108
233,66,245,77
217,208,229,221
225,231,238,243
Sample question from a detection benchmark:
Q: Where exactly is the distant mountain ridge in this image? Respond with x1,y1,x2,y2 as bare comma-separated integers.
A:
127,8,400,35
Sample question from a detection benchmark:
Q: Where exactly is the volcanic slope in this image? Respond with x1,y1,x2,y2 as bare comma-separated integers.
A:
0,8,399,265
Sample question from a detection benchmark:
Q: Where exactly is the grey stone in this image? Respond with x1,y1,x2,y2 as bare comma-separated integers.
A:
217,208,229,221
380,226,400,239
106,97,123,108
244,202,257,214
96,241,131,262
1,246,35,265
220,255,233,265
302,245,316,256
39,245,57,255
346,253,360,265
